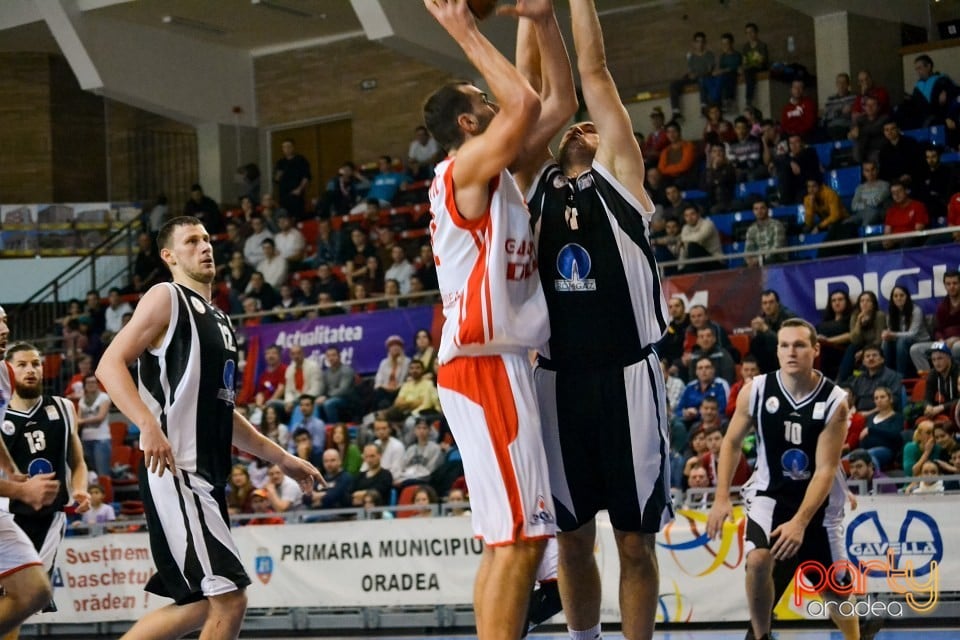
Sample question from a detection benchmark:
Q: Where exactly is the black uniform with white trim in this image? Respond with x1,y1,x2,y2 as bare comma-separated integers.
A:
742,371,847,576
2,394,75,610
137,282,250,604
529,160,672,533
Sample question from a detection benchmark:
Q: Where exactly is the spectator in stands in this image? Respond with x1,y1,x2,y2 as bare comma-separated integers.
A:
342,227,377,283
849,95,888,165
701,423,750,488
415,243,439,292
133,231,162,287
856,386,904,468
851,70,891,118
241,195,273,233
305,448,354,510
351,156,409,212
839,291,887,382
384,245,415,295
244,489,285,525
259,405,290,451
843,344,903,416
652,219,682,274
183,183,223,234
748,290,796,373
327,423,362,475
916,145,956,224
411,329,438,379
76,373,112,477
702,145,737,214
882,181,929,250
820,72,856,141
295,276,318,308
273,139,311,221
846,449,896,494
393,418,443,487
726,355,760,419
882,285,930,377
407,125,442,180
904,419,941,477
66,354,96,404
669,31,714,120
351,445,394,508
245,271,280,311
83,290,106,335
273,211,305,268
645,167,669,210
306,218,341,267
349,282,377,313
289,395,325,452
758,289,797,332
675,358,731,445
381,360,441,439
75,483,115,528
322,162,366,218
243,214,274,266
688,325,737,386
292,426,324,469
776,134,821,205
708,33,742,110
933,424,959,467
878,123,926,189
661,184,691,225
643,107,670,166
146,193,169,238
264,463,303,513
727,117,767,182
849,161,890,227
922,342,959,424
215,221,245,276
313,263,348,303
909,460,945,494
316,345,355,423
254,345,286,409
362,489,391,519
256,238,288,289
274,283,299,320
678,205,724,272
657,297,690,370
780,79,817,141
740,23,769,107
803,177,852,253
744,200,786,266
908,55,958,128
373,335,411,410
685,464,711,506
658,122,698,189
224,251,254,310
911,271,960,372
283,344,321,419
369,419,405,478
684,304,740,368
103,287,133,338
238,296,262,328
703,104,736,146
661,357,686,419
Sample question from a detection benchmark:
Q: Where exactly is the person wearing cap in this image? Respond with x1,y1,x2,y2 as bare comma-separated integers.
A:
845,449,896,494
923,341,959,424
642,107,669,165
247,489,285,526
910,270,960,373
373,335,410,410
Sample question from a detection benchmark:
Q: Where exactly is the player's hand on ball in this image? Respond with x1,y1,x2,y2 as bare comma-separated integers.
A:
496,0,551,20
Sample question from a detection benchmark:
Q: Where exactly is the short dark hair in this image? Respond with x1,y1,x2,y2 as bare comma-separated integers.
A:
847,449,873,466
293,427,311,441
694,31,706,40
742,354,759,366
298,394,316,404
760,289,780,302
914,54,934,68
190,183,203,192
261,238,275,247
157,216,203,251
779,318,818,346
423,81,473,151
943,270,960,282
666,121,682,134
734,116,749,126
721,32,734,42
745,22,759,31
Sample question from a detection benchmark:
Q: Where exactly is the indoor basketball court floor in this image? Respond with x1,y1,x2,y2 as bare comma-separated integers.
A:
267,629,956,639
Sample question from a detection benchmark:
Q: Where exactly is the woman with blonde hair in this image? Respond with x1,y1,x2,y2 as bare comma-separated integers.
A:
903,419,942,477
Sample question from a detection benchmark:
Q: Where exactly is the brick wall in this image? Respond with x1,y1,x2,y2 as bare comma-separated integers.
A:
0,53,54,203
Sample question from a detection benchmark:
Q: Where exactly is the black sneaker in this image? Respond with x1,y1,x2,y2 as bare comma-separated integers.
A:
859,617,884,640
522,580,563,637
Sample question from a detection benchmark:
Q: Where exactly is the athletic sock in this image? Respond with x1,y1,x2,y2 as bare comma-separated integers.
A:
569,623,601,640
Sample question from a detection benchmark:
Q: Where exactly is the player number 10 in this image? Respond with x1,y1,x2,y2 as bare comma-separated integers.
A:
784,421,802,445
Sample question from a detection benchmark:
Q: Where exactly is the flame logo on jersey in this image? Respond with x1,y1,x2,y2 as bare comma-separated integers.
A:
555,243,596,292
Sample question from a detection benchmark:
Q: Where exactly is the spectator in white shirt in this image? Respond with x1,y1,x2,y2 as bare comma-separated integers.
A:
273,211,306,265
265,464,303,512
104,288,132,335
384,245,416,295
256,238,288,289
78,485,116,526
244,214,274,266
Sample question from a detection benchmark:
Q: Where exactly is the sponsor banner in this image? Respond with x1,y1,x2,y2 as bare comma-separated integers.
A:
36,495,957,624
764,246,960,322
240,305,437,377
664,268,764,330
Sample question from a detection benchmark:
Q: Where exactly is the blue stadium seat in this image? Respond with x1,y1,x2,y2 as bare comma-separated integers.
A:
929,125,946,146
735,178,776,200
772,204,804,228
723,241,746,268
943,151,960,164
813,140,853,168
711,212,740,237
681,189,708,202
828,166,861,198
903,127,930,143
792,232,826,260
859,225,884,237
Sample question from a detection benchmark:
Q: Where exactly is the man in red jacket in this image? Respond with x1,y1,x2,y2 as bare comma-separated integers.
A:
780,79,817,140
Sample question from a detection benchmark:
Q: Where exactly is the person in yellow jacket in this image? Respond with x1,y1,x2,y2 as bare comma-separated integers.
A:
802,177,857,257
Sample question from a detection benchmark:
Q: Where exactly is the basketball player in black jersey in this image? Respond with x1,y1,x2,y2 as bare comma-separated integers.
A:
2,343,89,636
512,2,673,640
96,216,323,640
707,319,863,640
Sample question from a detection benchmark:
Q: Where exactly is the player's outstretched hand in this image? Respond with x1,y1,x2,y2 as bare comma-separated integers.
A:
706,498,733,540
73,489,91,514
18,473,61,511
770,518,805,560
281,454,326,492
424,0,476,38
141,425,176,477
497,0,553,20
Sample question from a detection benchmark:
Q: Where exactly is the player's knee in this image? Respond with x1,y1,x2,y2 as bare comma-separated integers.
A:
21,572,53,614
745,549,773,575
210,589,248,619
616,532,656,567
559,523,596,556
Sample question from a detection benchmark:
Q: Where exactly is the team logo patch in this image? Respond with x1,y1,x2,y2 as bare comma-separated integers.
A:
217,359,237,405
552,173,569,189
812,402,826,420
781,448,811,481
28,458,54,476
191,297,206,314
765,396,780,413
1,420,14,436
45,405,59,421
529,494,555,525
554,243,596,292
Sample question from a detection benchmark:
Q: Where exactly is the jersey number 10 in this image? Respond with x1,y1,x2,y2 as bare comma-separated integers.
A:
784,421,802,445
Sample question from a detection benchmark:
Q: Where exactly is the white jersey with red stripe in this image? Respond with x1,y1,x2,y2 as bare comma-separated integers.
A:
0,361,11,435
428,157,549,363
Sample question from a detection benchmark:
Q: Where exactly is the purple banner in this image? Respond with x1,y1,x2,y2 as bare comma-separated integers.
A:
241,306,438,377
764,246,960,322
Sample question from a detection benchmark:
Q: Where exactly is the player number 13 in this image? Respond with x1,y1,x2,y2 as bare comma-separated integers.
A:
24,430,46,454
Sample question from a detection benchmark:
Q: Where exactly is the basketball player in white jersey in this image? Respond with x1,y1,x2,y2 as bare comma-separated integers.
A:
96,217,323,640
422,2,557,638
515,2,673,639
707,319,863,640
0,306,61,636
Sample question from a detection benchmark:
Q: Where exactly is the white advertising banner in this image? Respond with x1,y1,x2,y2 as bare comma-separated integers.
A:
37,494,956,625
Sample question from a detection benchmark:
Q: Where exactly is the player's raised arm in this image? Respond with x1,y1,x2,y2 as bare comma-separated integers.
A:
508,0,578,192
707,378,755,539
96,284,175,476
569,0,650,208
423,0,540,219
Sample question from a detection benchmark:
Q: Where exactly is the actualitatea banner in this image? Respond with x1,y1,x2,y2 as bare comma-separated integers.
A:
38,494,956,625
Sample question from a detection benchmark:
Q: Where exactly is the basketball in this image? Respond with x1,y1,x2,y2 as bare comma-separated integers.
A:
468,0,498,20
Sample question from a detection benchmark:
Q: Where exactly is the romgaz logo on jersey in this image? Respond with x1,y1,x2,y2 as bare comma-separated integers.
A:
555,243,596,292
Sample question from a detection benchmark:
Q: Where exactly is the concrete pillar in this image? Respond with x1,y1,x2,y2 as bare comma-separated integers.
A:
196,123,260,207
813,12,851,109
